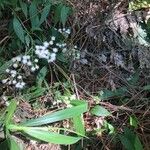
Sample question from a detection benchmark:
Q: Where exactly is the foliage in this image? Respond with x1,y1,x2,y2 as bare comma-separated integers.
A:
0,100,88,149
0,0,148,149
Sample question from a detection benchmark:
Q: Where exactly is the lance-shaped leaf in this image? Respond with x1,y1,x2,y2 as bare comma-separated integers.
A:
21,100,87,126
23,129,81,145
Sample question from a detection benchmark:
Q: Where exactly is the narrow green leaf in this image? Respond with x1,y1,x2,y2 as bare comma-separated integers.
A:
73,115,85,136
25,35,30,47
119,128,143,150
4,100,17,126
61,5,70,26
21,100,88,126
39,4,51,25
91,105,111,117
8,137,20,150
0,60,13,75
23,129,81,144
119,134,135,150
19,0,28,18
29,2,39,29
134,134,143,150
36,66,47,87
53,4,62,24
13,16,25,43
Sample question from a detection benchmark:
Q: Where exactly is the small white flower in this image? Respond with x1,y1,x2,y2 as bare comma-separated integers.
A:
10,70,17,75
43,41,49,48
15,82,22,88
49,41,53,45
13,63,18,68
70,94,76,100
62,43,67,47
26,55,30,59
27,61,32,66
51,36,56,41
53,48,58,53
62,48,67,53
12,57,16,62
16,56,21,62
74,45,77,49
12,80,17,85
22,59,28,64
34,59,39,63
2,79,8,84
51,53,56,58
31,67,36,72
58,29,62,33
17,75,22,79
35,45,40,50
11,74,16,77
23,55,28,60
35,65,39,69
6,69,10,73
21,82,25,87
66,29,71,34
62,28,66,31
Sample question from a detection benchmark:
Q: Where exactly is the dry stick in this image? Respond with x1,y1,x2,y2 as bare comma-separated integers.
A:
0,36,10,45
72,73,80,100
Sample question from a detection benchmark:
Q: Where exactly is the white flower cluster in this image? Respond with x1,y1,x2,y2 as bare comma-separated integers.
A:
58,28,71,35
35,36,58,63
1,55,39,89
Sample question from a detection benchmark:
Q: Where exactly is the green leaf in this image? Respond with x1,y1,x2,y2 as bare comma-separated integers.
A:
134,134,143,150
73,115,85,136
22,87,46,101
39,4,51,25
99,87,127,100
4,100,17,126
21,100,88,126
60,5,70,26
119,134,135,150
0,60,13,75
29,2,39,29
23,128,81,145
143,85,150,91
53,4,62,24
13,16,25,43
8,137,20,150
25,35,30,47
91,105,111,117
36,66,47,87
130,115,138,128
119,128,143,150
19,0,28,18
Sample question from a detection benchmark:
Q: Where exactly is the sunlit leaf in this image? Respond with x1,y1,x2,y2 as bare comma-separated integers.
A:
91,105,111,117
73,115,85,136
8,137,20,150
4,100,17,126
21,100,88,126
23,129,81,144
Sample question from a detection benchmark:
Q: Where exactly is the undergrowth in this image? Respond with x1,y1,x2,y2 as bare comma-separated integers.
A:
0,0,150,150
